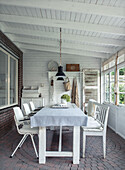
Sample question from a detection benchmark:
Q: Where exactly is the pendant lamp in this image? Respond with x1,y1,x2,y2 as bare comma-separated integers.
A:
56,28,66,81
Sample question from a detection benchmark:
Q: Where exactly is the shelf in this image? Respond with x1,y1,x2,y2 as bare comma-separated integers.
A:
48,71,83,74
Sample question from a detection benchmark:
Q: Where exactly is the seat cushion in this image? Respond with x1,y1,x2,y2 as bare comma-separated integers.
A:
19,125,39,134
82,116,101,129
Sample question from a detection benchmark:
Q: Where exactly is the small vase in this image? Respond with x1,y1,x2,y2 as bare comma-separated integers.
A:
61,99,67,105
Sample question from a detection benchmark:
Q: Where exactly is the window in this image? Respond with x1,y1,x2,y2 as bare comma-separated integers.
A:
103,49,125,105
104,71,115,103
105,73,109,102
0,47,18,109
118,67,125,105
117,54,125,65
110,71,115,103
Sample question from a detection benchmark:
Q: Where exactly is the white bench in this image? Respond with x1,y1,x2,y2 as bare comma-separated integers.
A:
81,102,110,158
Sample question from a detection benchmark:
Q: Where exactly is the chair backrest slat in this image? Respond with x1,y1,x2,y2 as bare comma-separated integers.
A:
13,107,24,133
13,107,24,121
23,103,31,116
93,102,109,129
29,101,35,111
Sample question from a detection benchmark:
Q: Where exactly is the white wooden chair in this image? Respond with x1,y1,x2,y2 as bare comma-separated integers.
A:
23,103,36,117
10,107,39,158
81,102,110,158
29,101,42,112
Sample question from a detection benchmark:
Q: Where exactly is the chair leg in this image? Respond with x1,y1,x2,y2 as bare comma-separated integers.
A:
83,132,86,158
30,134,39,158
58,126,62,151
10,134,27,158
18,135,28,148
103,135,106,158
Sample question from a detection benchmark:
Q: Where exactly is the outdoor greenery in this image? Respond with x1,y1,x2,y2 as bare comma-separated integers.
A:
119,68,125,104
119,68,125,75
105,68,125,104
61,94,70,102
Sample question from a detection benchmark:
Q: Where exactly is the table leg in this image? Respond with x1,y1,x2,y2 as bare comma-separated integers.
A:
58,126,62,151
73,126,80,164
39,127,46,164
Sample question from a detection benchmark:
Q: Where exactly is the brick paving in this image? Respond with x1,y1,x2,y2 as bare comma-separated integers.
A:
0,128,125,170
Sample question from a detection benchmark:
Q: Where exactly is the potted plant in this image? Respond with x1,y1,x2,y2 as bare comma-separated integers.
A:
61,94,70,104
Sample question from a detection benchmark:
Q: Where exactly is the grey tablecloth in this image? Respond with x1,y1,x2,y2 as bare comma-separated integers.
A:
30,104,88,127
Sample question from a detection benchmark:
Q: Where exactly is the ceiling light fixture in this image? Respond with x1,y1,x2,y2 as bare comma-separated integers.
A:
56,28,66,81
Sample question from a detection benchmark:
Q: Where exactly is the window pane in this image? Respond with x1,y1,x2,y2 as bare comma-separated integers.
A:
119,68,125,82
105,93,110,102
10,58,16,104
105,73,109,84
0,50,8,106
117,54,125,64
105,73,109,102
110,71,114,82
105,83,109,92
118,68,125,95
110,82,114,93
104,64,109,70
119,83,125,93
111,93,115,103
109,60,115,68
118,68,125,105
119,93,125,104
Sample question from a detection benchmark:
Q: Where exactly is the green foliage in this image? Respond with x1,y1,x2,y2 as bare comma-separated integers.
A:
119,68,125,75
61,94,70,102
119,84,125,104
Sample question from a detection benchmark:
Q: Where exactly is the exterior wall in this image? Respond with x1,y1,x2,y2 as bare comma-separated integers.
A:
0,31,23,138
105,103,125,139
23,51,101,106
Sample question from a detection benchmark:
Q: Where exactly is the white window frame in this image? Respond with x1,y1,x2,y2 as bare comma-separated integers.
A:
117,65,125,105
0,47,18,109
104,69,115,104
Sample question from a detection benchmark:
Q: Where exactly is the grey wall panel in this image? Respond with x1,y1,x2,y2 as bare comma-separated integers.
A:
23,51,101,105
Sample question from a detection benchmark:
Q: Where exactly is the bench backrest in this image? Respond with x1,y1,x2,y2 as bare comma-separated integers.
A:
93,102,110,130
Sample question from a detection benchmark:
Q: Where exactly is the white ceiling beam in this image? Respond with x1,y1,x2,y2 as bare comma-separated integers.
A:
0,14,125,36
12,35,115,54
3,27,125,47
0,0,125,18
18,43,107,59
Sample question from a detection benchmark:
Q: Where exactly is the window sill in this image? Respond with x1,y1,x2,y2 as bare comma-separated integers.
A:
0,103,18,111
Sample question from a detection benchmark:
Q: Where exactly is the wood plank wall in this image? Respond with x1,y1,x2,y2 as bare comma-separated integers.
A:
23,51,101,105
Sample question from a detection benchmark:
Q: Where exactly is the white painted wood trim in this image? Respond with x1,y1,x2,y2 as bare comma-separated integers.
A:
73,126,80,164
39,127,46,164
58,126,62,152
46,151,73,157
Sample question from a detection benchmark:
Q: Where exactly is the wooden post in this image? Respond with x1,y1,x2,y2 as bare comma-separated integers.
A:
115,52,118,105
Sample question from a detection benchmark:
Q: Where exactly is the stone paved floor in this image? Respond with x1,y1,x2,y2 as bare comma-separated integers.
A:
0,127,125,170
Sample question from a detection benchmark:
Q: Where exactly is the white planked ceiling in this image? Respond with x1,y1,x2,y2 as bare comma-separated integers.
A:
0,0,125,59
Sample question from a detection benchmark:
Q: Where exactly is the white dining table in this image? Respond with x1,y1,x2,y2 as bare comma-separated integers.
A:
30,104,88,164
